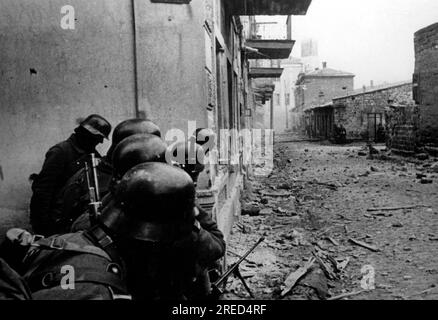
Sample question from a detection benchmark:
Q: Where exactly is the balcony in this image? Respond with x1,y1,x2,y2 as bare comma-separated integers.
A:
226,0,312,16
249,67,284,79
245,39,295,59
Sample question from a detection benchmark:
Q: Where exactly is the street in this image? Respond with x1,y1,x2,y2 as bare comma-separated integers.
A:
226,140,438,300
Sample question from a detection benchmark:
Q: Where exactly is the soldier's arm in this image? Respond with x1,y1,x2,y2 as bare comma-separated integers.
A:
30,147,66,232
194,205,226,267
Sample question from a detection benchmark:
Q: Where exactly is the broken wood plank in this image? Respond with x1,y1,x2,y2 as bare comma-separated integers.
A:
348,238,379,252
327,290,366,300
281,258,315,297
367,205,430,212
326,237,339,246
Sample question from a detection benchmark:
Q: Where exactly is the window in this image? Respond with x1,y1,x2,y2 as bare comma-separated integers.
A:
285,93,290,106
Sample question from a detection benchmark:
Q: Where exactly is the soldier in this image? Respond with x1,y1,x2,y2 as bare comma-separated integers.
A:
0,163,223,300
30,114,111,236
108,162,224,300
53,119,162,233
70,133,168,232
169,141,225,299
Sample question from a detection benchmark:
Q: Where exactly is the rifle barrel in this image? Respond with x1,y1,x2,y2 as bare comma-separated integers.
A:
213,236,265,287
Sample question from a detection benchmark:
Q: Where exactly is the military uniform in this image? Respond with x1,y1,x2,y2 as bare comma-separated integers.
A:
30,134,102,236
30,114,111,236
52,157,113,234
1,228,129,300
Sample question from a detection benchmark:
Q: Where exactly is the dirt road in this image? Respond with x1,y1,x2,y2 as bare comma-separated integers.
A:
226,141,438,300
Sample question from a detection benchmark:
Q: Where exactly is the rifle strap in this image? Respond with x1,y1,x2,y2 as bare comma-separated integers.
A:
31,237,111,261
26,266,128,295
83,226,123,267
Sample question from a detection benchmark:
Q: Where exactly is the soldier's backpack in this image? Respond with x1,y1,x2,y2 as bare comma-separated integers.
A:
0,228,131,300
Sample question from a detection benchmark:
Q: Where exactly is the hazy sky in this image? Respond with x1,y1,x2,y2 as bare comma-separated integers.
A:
288,0,438,88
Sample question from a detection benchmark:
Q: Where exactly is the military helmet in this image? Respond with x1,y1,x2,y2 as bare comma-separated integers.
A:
168,141,205,178
112,133,167,179
112,119,161,147
79,114,112,139
99,162,196,242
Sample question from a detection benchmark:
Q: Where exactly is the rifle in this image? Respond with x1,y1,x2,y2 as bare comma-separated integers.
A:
210,235,265,299
84,153,102,223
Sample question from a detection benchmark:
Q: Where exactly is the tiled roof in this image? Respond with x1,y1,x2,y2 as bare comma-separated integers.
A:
333,80,412,100
304,67,355,78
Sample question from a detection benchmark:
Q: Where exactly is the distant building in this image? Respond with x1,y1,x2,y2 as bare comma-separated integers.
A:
301,38,320,73
272,57,304,133
304,81,415,143
294,62,355,136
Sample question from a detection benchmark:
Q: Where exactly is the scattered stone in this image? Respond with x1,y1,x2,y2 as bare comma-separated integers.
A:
259,208,273,215
392,222,403,228
241,205,260,216
277,183,291,190
420,178,433,184
416,173,427,179
416,153,429,161
431,162,438,173
370,166,379,172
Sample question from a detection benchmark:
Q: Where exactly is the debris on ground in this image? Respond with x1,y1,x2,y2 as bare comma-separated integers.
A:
228,141,438,300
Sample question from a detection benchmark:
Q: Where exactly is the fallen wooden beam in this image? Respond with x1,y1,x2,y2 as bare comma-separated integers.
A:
326,237,339,246
281,258,315,297
367,205,430,212
348,238,379,252
327,290,366,300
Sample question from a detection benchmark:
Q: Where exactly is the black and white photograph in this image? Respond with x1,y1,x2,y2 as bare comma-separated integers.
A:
0,0,437,307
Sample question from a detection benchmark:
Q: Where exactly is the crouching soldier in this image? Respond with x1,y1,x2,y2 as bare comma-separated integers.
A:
70,132,168,232
30,115,112,236
170,141,225,299
0,163,222,300
52,119,162,234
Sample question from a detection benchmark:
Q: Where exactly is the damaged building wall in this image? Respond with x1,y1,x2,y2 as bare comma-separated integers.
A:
0,0,137,215
414,22,438,146
333,83,414,141
0,0,245,241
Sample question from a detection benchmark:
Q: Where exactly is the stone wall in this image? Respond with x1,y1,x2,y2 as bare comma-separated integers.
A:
333,83,414,141
414,22,438,145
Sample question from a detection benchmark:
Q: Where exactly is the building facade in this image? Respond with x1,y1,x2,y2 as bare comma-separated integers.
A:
294,63,355,135
0,0,312,238
332,82,415,142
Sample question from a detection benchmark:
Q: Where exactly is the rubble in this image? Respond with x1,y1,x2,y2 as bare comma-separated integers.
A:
228,142,438,300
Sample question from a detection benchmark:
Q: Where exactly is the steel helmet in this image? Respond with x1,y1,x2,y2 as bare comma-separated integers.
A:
79,114,112,139
112,133,167,179
99,163,196,242
168,141,205,178
112,119,161,147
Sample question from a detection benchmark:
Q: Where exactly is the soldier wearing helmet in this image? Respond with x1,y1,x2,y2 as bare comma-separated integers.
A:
70,132,167,232
53,119,163,234
168,140,225,299
1,162,222,300
101,162,224,300
30,114,111,236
